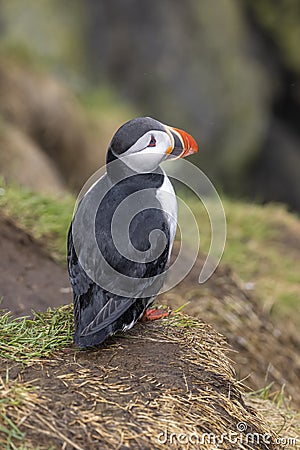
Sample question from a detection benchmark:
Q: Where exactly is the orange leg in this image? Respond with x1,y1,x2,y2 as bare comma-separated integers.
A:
142,308,170,322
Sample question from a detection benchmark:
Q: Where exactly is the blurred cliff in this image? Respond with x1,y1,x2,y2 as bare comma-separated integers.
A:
0,0,299,209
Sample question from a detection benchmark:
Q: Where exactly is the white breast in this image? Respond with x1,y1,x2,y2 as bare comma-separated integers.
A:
156,171,178,260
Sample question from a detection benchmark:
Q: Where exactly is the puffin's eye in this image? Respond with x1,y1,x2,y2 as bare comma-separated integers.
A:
147,135,156,147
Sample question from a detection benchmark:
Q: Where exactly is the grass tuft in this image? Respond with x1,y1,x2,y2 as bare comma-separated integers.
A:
0,305,73,363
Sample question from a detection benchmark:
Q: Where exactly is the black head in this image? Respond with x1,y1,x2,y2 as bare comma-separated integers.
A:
109,117,166,156
106,116,198,175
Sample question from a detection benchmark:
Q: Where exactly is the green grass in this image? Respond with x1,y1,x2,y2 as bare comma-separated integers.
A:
248,382,288,408
0,180,74,262
0,305,73,363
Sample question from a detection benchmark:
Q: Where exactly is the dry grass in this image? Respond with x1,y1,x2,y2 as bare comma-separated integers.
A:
248,397,300,449
0,375,38,449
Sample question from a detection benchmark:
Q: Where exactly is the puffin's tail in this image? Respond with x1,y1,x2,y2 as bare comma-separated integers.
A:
74,325,112,348
74,290,152,348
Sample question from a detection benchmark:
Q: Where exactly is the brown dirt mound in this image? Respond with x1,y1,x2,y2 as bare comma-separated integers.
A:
1,315,284,450
0,214,71,316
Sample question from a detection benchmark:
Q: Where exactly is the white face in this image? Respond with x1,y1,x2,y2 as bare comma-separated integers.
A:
118,130,174,172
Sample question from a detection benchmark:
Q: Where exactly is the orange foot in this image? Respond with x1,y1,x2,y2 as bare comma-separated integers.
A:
142,308,170,322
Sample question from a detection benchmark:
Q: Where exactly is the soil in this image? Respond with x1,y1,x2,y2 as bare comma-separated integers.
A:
0,214,71,316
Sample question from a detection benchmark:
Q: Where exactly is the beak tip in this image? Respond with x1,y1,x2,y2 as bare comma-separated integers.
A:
178,128,199,158
165,124,199,159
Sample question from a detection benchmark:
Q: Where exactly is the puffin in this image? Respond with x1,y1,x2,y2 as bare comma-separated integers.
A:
67,117,198,347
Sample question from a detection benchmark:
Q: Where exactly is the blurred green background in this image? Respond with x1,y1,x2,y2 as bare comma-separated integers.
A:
0,0,300,209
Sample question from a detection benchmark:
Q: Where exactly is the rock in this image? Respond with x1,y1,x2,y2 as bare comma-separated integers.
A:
0,123,66,194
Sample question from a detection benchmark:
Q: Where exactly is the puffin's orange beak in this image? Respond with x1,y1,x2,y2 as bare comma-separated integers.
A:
172,127,198,157
165,125,198,158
